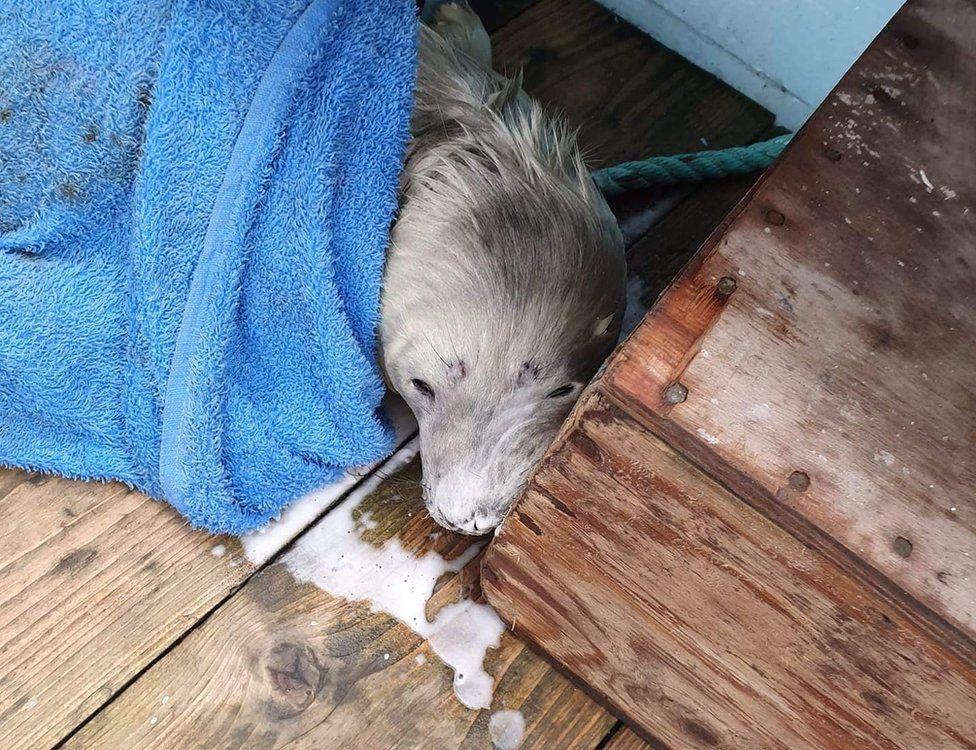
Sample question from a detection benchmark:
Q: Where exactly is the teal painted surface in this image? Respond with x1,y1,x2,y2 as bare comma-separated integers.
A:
598,0,904,128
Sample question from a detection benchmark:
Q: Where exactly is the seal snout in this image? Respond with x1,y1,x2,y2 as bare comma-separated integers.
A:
423,467,502,536
431,510,498,536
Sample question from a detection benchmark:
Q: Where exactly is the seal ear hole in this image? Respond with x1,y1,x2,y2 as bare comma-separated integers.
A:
547,383,576,399
411,379,435,400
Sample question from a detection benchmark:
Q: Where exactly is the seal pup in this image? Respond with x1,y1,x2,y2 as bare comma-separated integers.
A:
380,2,626,534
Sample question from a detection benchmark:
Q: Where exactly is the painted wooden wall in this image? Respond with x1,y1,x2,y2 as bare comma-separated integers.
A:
595,0,904,129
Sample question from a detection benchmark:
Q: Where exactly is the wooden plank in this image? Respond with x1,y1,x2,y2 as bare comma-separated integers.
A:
603,0,976,640
0,476,253,750
491,0,772,168
0,1,775,746
603,725,654,750
470,0,538,33
483,391,976,749
63,454,617,749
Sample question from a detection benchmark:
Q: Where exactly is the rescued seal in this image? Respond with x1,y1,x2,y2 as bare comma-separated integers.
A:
380,3,626,534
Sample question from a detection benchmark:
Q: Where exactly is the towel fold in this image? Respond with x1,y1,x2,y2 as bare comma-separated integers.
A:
0,0,418,533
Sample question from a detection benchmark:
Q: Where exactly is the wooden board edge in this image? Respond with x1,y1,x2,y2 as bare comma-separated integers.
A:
597,383,976,670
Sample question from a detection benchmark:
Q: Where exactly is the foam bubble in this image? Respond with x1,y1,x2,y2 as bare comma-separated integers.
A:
489,709,526,750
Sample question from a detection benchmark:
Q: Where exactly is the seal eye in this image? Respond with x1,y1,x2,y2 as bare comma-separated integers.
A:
410,379,435,400
547,384,575,399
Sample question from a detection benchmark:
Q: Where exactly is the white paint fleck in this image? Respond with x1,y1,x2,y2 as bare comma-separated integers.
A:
211,544,225,558
874,451,895,467
161,695,170,705
284,440,505,709
25,698,37,711
149,716,158,726
950,507,957,513
383,652,390,661
696,428,720,445
919,169,934,191
415,653,427,666
489,710,526,750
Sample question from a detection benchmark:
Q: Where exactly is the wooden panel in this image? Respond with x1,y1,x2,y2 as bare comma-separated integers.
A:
0,476,253,750
492,0,772,168
604,0,976,639
483,392,976,749
64,457,616,750
0,1,775,746
604,725,655,750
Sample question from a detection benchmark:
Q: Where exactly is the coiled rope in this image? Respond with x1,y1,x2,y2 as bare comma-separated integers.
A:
592,133,792,196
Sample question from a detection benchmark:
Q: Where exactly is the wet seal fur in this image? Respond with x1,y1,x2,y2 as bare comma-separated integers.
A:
380,3,626,534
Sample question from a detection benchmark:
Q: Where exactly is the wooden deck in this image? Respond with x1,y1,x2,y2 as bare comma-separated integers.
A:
484,0,976,746
0,2,773,747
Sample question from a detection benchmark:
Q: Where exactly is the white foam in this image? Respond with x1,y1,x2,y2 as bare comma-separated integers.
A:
489,710,526,750
241,397,416,565
284,439,505,709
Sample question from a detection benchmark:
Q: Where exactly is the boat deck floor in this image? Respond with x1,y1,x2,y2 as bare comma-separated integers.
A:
0,1,773,747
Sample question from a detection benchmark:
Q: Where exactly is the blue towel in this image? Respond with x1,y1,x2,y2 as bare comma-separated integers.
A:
0,0,417,533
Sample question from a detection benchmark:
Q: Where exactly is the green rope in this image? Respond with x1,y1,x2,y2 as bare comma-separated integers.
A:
592,133,792,196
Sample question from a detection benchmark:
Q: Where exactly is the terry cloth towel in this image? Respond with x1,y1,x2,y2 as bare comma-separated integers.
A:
0,0,418,533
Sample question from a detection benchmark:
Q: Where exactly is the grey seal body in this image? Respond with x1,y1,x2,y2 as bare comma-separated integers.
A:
380,6,626,534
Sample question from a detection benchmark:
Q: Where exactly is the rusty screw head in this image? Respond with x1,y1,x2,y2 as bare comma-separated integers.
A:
716,276,737,297
663,382,688,405
788,470,810,491
765,209,786,226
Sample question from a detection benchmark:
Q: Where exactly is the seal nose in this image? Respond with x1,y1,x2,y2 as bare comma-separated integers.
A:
453,512,496,536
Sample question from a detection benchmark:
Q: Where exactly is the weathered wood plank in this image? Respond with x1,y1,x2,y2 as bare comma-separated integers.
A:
604,0,976,640
470,0,538,33
483,391,976,749
491,0,772,168
603,725,654,750
64,455,616,749
0,1,775,745
0,477,251,750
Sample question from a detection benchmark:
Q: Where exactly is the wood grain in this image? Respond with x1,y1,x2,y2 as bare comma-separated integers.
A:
604,0,976,640
0,476,252,750
491,0,772,168
484,392,976,749
0,1,777,746
64,458,616,750
603,725,655,750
